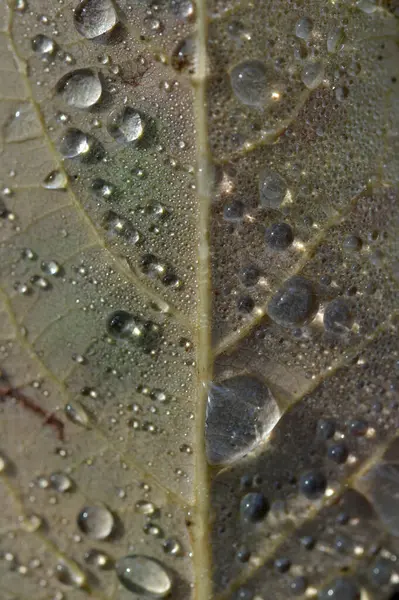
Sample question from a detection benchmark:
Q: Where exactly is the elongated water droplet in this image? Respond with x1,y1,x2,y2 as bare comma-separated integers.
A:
57,69,102,108
205,375,281,465
64,402,90,427
116,555,172,598
74,0,118,39
77,504,114,539
301,61,324,90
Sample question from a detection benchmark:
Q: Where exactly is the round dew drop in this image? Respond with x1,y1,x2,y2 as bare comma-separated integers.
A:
259,168,288,209
56,69,102,109
77,504,114,539
299,470,326,499
267,276,319,328
323,298,353,334
74,0,118,39
116,555,172,598
265,222,294,250
59,128,91,158
301,61,324,90
230,60,272,108
240,492,269,522
108,107,144,143
295,17,313,41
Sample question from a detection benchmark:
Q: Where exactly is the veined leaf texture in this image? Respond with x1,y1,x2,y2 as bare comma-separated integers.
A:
0,0,398,598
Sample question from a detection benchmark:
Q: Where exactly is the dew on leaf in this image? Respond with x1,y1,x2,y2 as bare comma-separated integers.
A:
316,418,336,440
295,17,313,41
171,36,196,72
162,538,182,556
318,577,361,600
4,104,41,143
301,61,324,90
370,557,393,586
343,235,362,252
106,310,161,350
327,442,349,464
91,178,116,200
135,500,156,515
102,210,140,243
30,274,50,290
59,128,91,158
239,265,260,287
323,299,353,334
31,34,55,54
356,0,377,13
267,276,319,327
274,557,291,573
205,375,281,465
116,555,172,598
42,170,68,190
223,199,245,222
299,470,326,499
84,548,112,569
41,260,61,276
237,295,255,314
74,0,118,39
240,492,269,523
64,401,90,427
290,576,308,595
230,60,275,108
259,168,289,209
265,222,294,250
50,472,73,493
56,69,102,109
327,27,345,53
361,462,399,535
56,561,87,588
108,107,145,144
77,504,114,539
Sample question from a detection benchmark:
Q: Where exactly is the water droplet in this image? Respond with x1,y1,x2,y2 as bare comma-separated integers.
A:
205,375,281,465
57,69,102,109
102,211,140,243
361,462,399,535
59,128,90,158
327,442,349,464
141,254,181,288
170,0,194,20
84,548,112,569
237,295,255,314
323,299,353,334
41,260,61,276
171,36,195,72
301,61,324,90
56,561,87,588
30,275,51,290
21,248,37,260
42,170,68,190
290,576,308,595
64,402,90,427
116,555,172,598
31,34,55,54
144,522,162,537
0,453,7,472
327,27,345,53
230,60,277,108
108,107,144,143
162,538,182,556
50,472,73,493
268,276,319,328
240,492,269,522
74,0,118,39
77,504,114,539
4,104,41,143
223,199,244,222
20,514,42,532
259,168,289,209
319,577,360,600
135,500,156,515
91,178,116,200
356,0,377,13
265,222,294,250
316,418,336,440
370,557,392,586
343,235,362,252
106,310,161,351
299,470,326,499
295,17,313,41
239,265,260,287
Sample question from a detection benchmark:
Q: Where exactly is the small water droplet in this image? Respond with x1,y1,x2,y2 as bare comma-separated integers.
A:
59,128,91,158
301,61,324,90
77,504,114,539
42,170,68,190
135,500,156,515
91,178,116,200
64,402,90,427
106,310,161,351
30,275,51,290
74,0,118,39
50,472,73,493
108,107,144,143
56,561,87,588
20,514,42,532
268,276,319,328
102,211,140,243
295,17,313,41
299,470,326,499
31,34,55,54
57,69,102,109
84,548,112,569
41,260,61,276
240,492,269,522
116,555,172,598
259,168,289,209
162,538,182,556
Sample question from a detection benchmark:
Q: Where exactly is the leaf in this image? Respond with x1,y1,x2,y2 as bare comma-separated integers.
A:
0,0,398,599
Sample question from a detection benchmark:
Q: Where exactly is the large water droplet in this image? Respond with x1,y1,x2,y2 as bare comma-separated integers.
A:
57,69,102,108
108,107,144,143
77,504,114,539
59,128,90,158
267,276,319,328
116,555,172,598
205,375,281,465
259,168,289,209
74,0,118,39
230,60,275,108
